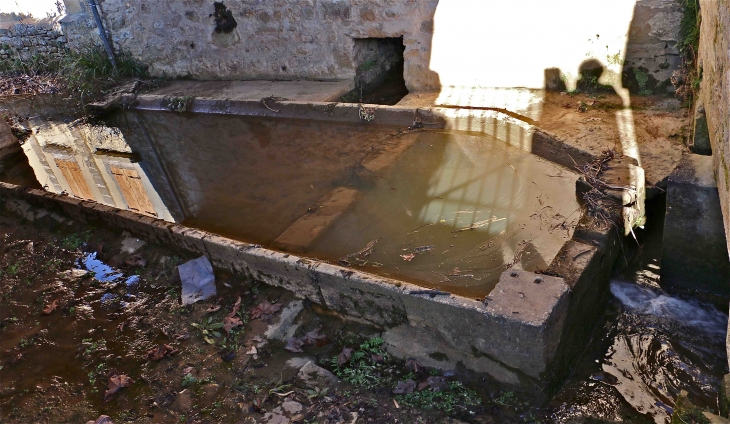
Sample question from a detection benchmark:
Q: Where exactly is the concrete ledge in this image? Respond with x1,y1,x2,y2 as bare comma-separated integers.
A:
132,95,598,169
662,153,730,301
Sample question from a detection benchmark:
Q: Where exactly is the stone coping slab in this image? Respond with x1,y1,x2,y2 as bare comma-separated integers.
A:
132,94,598,170
147,79,355,103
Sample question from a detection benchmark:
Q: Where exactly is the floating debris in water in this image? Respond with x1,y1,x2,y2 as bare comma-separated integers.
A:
452,216,506,233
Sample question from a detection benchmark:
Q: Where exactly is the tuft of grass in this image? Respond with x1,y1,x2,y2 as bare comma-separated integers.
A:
0,44,147,106
396,380,481,414
61,231,91,250
678,0,700,55
330,337,389,389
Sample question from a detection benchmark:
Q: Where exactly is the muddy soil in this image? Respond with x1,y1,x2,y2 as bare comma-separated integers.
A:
0,209,544,424
537,92,688,190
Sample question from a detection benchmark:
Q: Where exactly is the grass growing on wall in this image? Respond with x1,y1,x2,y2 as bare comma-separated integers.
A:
0,44,147,105
678,0,701,55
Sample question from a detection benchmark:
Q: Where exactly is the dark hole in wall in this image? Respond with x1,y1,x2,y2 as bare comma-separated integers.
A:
212,2,237,34
340,37,408,105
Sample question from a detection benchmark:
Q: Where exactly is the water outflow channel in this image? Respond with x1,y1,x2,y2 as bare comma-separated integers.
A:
548,199,728,423
2,110,727,422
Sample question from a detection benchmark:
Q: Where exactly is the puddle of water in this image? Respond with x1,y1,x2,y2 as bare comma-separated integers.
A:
80,252,124,282
3,111,579,297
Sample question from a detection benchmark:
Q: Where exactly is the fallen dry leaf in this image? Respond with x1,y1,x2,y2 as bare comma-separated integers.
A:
228,296,242,317
206,304,222,313
223,315,243,333
103,370,133,402
393,379,416,394
85,415,113,424
182,366,195,376
286,327,327,353
147,344,179,361
337,347,353,366
125,254,147,267
250,300,282,320
418,375,448,391
400,253,415,262
42,299,59,315
285,337,304,353
405,358,422,373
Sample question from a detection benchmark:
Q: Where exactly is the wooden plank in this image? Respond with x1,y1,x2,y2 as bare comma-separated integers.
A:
55,159,94,200
110,166,157,216
275,187,361,251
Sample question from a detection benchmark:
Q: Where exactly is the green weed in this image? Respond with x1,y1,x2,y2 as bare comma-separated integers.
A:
396,380,481,414
678,0,700,55
61,231,91,250
181,373,197,387
358,59,377,72
191,317,224,345
81,337,107,355
330,337,389,389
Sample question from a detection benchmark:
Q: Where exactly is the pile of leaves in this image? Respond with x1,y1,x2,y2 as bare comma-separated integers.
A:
0,74,62,96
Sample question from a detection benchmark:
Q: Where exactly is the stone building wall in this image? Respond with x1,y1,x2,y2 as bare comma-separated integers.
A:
698,0,730,257
56,0,684,94
0,23,67,61
61,0,440,91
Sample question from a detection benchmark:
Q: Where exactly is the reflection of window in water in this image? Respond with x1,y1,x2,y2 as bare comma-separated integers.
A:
109,166,157,217
19,119,173,221
54,158,94,201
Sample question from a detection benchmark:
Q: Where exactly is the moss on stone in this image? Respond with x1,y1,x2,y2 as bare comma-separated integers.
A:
671,391,711,424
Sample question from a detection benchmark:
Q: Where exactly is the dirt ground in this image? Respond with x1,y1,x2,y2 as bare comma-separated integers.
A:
0,208,548,424
536,92,688,190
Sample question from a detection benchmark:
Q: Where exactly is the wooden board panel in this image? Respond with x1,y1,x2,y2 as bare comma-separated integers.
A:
55,159,94,200
110,166,157,216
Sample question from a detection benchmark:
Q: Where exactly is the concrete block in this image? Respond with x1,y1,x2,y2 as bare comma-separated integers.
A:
662,154,730,300
240,247,324,304
692,100,712,155
720,374,730,418
546,236,621,380
167,224,208,255
483,270,570,378
382,324,522,386
0,120,20,160
317,264,408,327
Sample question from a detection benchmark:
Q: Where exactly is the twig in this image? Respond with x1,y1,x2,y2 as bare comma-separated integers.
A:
260,97,280,113
572,249,591,260
409,290,450,297
407,222,434,234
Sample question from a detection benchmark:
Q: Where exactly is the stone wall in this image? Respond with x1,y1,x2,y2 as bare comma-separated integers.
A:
0,23,67,61
61,0,439,91
57,0,683,94
697,0,730,257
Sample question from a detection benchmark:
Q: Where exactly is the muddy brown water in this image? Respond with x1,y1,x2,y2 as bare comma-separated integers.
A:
8,111,579,298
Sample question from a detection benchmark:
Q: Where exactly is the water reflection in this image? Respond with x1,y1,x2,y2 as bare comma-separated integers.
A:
18,117,174,221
